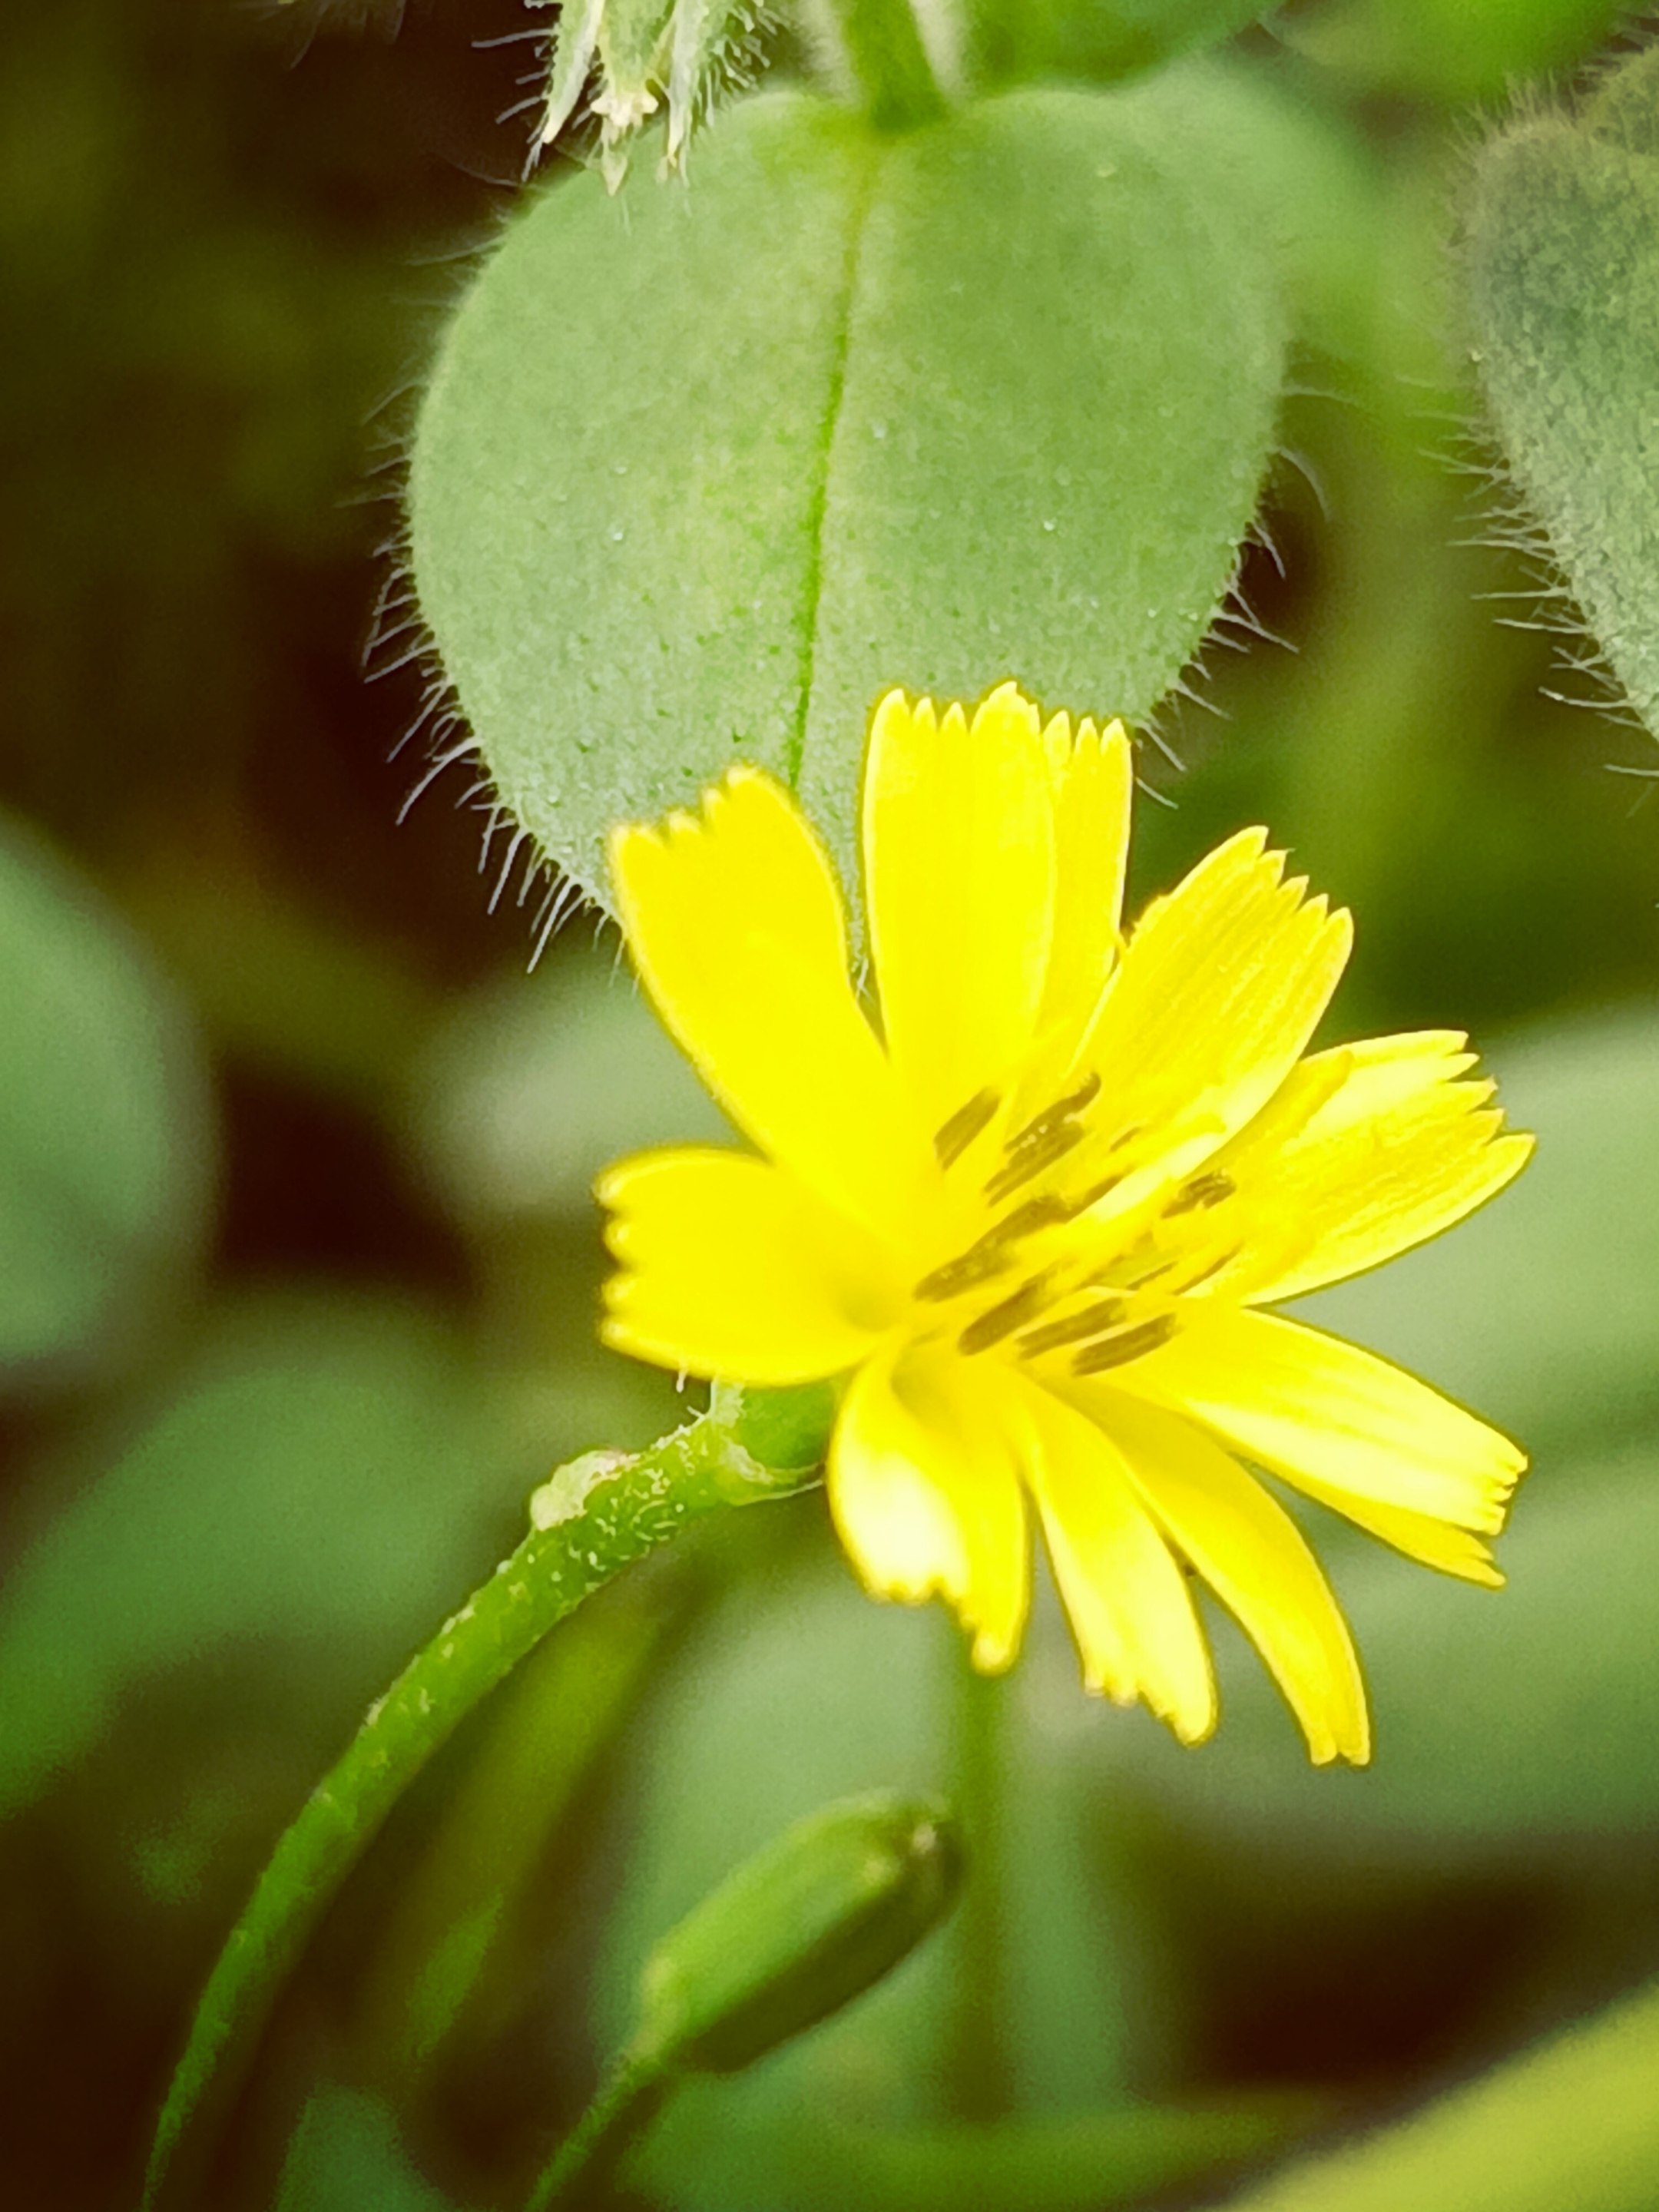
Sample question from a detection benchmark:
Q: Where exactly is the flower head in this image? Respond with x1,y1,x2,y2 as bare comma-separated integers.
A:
598,683,1532,1763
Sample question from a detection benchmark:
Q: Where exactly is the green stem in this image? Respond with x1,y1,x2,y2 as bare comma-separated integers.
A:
142,1414,818,2212
809,0,954,129
949,1658,1012,2120
523,2048,677,2212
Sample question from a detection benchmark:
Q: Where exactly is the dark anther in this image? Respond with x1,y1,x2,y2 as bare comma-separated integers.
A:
1164,1170,1235,1217
1114,1254,1175,1289
913,1194,1072,1303
914,1244,1013,1301
959,1273,1055,1355
984,1122,1084,1205
1064,1171,1125,1217
1178,1245,1241,1291
1005,1071,1101,1153
1071,1314,1179,1374
935,1088,999,1170
995,1194,1073,1241
1017,1296,1128,1357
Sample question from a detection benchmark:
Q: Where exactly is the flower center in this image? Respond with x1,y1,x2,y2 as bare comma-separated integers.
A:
912,1078,1241,1377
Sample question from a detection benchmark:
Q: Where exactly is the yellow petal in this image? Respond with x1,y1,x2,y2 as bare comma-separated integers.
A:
1280,1475,1505,1588
1078,826,1353,1162
598,1147,900,1384
1115,1307,1523,1532
1081,1385,1369,1765
1227,1035,1535,1303
828,1344,1029,1670
863,685,1056,1140
1015,1373,1214,1741
1041,714,1133,1038
609,767,934,1246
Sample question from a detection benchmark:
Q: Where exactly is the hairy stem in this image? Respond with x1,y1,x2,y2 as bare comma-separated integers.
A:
143,1413,818,2210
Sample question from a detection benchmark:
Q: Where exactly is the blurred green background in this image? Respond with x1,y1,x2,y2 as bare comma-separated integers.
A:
3,2,1659,2208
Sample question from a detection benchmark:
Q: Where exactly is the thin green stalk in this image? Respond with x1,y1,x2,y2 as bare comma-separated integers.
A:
949,1658,1012,2120
804,0,954,128
523,2048,677,2212
142,1412,820,2212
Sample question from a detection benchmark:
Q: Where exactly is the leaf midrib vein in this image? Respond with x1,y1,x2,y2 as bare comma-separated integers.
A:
785,141,883,792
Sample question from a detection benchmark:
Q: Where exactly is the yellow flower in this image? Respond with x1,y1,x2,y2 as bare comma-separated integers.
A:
598,683,1533,1764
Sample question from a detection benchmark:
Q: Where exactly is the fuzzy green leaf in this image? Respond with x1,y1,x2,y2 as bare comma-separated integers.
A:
1463,46,1659,740
409,81,1286,906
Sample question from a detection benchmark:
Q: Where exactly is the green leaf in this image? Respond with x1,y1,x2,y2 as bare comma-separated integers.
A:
0,1293,531,1819
410,80,1286,906
140,1409,816,2212
1219,1972,1659,2212
1462,45,1659,740
0,813,212,1385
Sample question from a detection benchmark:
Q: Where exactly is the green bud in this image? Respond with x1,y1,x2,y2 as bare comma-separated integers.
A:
634,1792,962,2075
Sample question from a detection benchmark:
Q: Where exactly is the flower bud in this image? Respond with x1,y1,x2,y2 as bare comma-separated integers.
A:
634,1792,962,2075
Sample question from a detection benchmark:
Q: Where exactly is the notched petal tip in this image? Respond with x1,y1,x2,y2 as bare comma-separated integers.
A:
976,676,1035,713
597,1311,639,1356
1308,1740,1350,1770
969,1623,1021,1674
1152,1689,1217,1747
869,684,926,738
606,816,661,874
